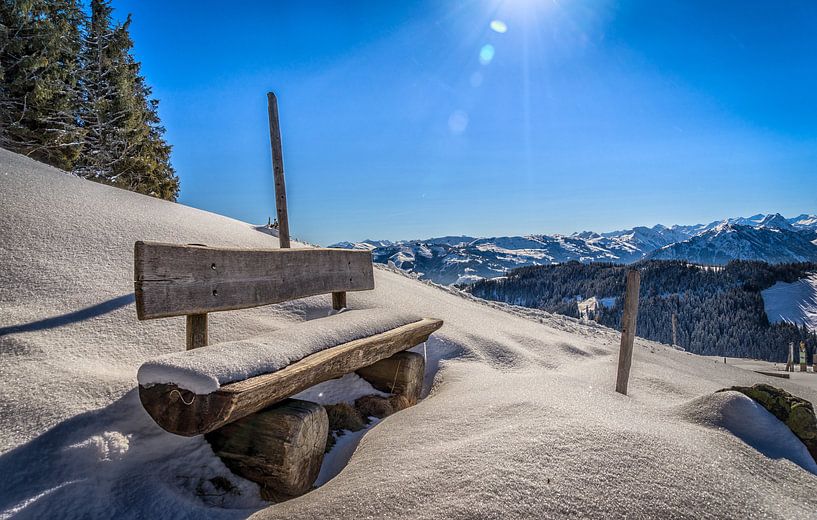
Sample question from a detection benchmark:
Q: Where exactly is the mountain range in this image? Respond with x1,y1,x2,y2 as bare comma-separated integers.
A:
331,213,817,285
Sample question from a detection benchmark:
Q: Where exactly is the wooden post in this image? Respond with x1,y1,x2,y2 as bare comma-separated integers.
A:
671,312,678,346
267,92,291,249
186,313,208,350
357,351,425,405
331,291,346,311
205,399,328,501
800,341,807,372
615,269,640,395
787,342,794,372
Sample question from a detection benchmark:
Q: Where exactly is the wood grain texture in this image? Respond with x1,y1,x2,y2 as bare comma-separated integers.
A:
186,313,208,350
267,92,290,249
205,399,327,500
615,269,640,395
134,241,374,319
357,351,425,404
139,317,444,436
331,291,346,311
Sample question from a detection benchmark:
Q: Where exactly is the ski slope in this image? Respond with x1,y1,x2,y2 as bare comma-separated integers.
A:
762,273,817,332
2,148,817,519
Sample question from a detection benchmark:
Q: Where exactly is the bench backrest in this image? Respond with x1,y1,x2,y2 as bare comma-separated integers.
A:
134,241,374,320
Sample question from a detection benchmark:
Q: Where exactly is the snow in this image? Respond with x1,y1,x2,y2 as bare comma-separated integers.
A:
577,296,616,320
313,419,381,487
648,223,817,265
3,148,817,519
291,373,388,405
454,274,483,285
761,273,817,331
790,214,817,230
678,391,817,474
137,309,422,394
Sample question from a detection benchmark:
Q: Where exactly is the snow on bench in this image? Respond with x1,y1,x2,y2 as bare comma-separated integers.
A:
137,309,424,394
133,241,443,436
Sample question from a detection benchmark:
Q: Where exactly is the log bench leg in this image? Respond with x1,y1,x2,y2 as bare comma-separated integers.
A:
356,350,425,405
205,399,328,502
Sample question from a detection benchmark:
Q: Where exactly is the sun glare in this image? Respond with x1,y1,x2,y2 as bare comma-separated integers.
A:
490,20,508,33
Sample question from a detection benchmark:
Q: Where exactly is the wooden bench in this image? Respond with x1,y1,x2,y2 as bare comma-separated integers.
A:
133,241,443,498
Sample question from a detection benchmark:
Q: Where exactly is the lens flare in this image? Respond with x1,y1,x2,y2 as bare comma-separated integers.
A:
490,20,508,33
479,44,495,65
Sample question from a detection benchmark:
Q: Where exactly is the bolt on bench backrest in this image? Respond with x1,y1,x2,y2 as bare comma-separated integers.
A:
134,241,375,334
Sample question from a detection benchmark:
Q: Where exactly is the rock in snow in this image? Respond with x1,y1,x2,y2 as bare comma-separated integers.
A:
721,384,817,463
2,147,817,519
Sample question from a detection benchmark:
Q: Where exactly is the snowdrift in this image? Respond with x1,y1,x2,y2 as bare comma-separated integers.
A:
2,148,817,519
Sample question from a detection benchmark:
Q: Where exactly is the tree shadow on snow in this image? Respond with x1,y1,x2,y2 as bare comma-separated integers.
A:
0,293,135,337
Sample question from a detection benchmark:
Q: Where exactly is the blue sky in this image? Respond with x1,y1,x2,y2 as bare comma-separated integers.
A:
115,0,817,245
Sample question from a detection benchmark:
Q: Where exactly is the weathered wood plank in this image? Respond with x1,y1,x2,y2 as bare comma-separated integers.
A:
205,399,327,500
331,291,346,311
139,317,444,436
357,351,425,404
134,242,374,320
615,269,640,395
267,92,291,249
186,313,208,350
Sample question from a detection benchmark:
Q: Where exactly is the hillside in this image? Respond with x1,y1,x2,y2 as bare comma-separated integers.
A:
2,148,817,519
467,260,817,362
762,273,817,331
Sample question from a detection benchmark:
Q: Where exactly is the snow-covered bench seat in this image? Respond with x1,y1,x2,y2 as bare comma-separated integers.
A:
133,241,443,436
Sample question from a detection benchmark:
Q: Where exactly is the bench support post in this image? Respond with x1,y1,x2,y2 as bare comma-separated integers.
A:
331,291,346,311
186,313,208,350
357,350,425,405
206,399,328,501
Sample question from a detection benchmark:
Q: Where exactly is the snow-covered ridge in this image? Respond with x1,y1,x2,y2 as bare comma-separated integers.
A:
333,212,817,284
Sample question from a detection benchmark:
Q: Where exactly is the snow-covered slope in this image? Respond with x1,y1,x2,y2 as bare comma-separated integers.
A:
790,214,817,231
762,273,817,331
3,148,817,519
647,223,817,265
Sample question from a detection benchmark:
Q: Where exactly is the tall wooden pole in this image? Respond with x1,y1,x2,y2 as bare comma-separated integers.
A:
616,269,641,395
267,92,291,248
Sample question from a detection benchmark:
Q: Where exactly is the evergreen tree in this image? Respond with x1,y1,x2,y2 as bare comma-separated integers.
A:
0,0,85,169
75,0,178,200
0,0,178,199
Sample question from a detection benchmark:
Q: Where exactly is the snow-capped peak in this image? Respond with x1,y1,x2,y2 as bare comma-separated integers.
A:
757,213,795,230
